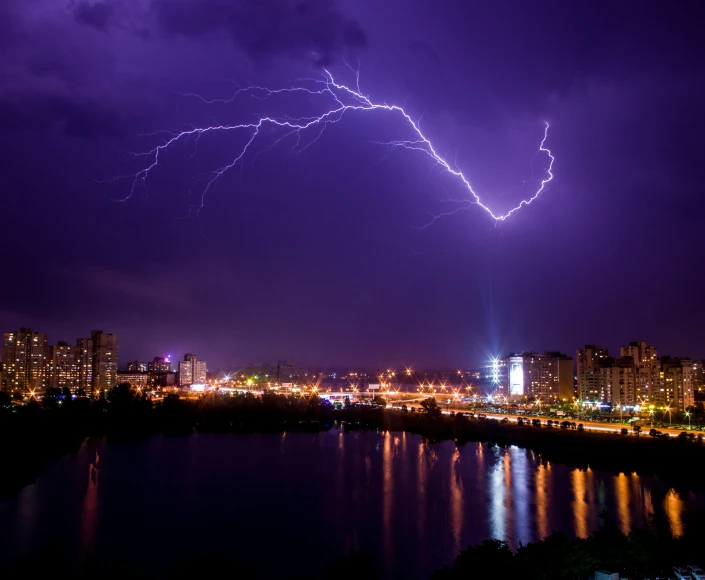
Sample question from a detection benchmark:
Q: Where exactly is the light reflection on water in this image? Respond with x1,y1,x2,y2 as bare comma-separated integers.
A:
449,447,463,554
535,462,550,538
0,431,702,580
616,473,631,535
571,468,588,538
79,450,100,557
664,489,684,536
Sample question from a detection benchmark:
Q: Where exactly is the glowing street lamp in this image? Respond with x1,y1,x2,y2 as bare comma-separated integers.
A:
534,397,542,413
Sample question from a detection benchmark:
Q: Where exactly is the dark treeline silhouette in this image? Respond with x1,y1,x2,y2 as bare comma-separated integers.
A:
2,387,705,497
433,511,705,580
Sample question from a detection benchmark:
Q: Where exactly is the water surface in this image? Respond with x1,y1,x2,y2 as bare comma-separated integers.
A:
0,430,702,579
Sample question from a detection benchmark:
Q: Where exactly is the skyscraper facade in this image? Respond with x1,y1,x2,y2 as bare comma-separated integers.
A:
91,330,118,392
1,328,49,392
49,341,78,389
576,344,609,402
620,342,658,367
575,341,694,411
505,351,573,402
659,358,695,411
76,338,94,391
178,353,207,386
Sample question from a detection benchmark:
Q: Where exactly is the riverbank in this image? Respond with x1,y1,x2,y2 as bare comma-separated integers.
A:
1,391,703,498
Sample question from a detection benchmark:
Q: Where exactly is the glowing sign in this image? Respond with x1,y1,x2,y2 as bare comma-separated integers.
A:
509,356,524,397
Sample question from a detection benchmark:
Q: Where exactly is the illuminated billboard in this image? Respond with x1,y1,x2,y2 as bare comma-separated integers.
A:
509,356,524,396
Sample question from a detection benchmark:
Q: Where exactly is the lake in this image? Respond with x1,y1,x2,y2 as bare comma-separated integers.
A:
1,429,703,579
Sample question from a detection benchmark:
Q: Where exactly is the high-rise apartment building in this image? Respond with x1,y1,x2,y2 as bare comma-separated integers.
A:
620,342,658,367
49,341,78,389
178,353,207,386
658,357,695,411
598,358,637,406
635,366,655,403
692,360,704,393
91,330,118,392
1,328,49,392
506,351,573,402
76,338,93,391
193,360,207,384
576,344,609,402
574,342,694,411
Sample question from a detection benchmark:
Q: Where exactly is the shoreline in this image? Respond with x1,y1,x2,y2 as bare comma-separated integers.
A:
2,396,704,498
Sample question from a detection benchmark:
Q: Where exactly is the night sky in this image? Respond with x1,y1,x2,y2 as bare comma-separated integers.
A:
1,0,704,369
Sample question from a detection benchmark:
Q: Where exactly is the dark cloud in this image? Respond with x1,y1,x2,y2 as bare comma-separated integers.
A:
0,94,126,138
151,0,366,65
0,1,140,138
73,264,191,307
72,1,117,31
0,3,20,50
408,41,439,65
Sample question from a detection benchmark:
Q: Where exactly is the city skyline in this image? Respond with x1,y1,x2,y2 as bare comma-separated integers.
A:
2,324,702,413
4,321,705,374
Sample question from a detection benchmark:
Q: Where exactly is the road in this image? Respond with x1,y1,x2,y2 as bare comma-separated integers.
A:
390,402,692,438
174,387,698,439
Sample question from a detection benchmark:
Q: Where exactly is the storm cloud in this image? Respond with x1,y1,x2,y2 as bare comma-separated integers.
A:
151,0,366,65
72,0,117,31
1,0,705,367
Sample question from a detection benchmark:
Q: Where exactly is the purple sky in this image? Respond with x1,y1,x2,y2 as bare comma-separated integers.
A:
1,0,704,369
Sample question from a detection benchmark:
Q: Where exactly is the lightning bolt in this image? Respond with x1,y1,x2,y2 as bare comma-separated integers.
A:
117,68,554,222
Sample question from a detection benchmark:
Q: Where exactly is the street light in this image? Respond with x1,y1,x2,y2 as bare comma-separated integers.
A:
686,410,691,427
